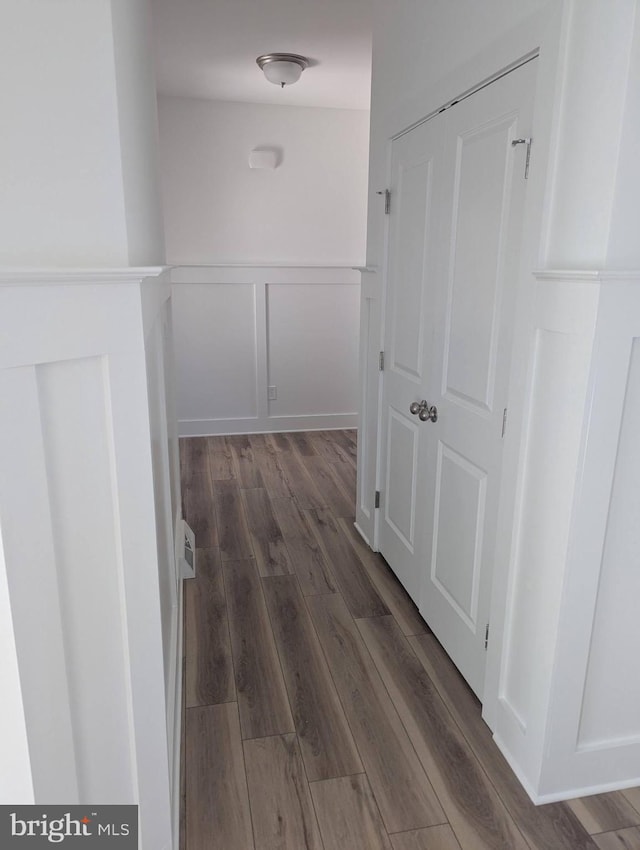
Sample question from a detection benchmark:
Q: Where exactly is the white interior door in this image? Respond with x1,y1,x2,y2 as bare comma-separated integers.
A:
379,59,537,699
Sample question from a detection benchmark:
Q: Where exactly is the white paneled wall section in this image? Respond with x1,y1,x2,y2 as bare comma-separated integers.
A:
0,269,181,849
172,265,360,436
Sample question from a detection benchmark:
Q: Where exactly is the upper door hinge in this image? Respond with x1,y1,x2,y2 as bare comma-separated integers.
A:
484,623,490,650
501,407,508,438
376,189,391,214
379,351,385,371
375,490,381,509
511,137,532,179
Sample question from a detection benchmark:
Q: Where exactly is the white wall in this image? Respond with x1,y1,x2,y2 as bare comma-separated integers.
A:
0,0,165,267
158,96,369,265
111,0,167,265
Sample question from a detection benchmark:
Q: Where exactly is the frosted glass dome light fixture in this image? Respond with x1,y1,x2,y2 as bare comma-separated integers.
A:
256,53,308,88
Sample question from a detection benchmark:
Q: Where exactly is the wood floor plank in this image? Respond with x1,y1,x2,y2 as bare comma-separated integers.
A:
624,790,640,817
268,432,292,452
253,444,295,499
243,733,323,850
308,430,355,465
287,431,318,457
181,436,210,476
305,508,388,618
338,518,427,636
390,825,462,850
185,548,235,707
223,558,294,739
262,575,363,781
278,450,326,510
359,615,529,850
214,479,253,561
311,774,393,850
329,458,357,502
186,703,254,850
271,497,337,595
208,436,235,481
329,428,358,465
227,434,264,489
593,827,640,850
409,632,597,850
299,454,355,517
183,471,217,549
568,793,640,834
307,593,446,833
241,488,293,576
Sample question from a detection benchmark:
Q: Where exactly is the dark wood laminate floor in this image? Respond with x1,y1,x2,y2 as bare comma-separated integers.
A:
180,429,640,850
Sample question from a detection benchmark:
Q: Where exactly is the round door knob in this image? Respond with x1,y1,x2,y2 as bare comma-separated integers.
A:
409,401,421,415
420,404,438,423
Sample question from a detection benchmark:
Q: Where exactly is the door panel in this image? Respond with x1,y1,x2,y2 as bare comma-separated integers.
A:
384,407,419,550
431,442,487,628
444,115,519,411
391,159,433,378
378,117,441,603
379,59,537,699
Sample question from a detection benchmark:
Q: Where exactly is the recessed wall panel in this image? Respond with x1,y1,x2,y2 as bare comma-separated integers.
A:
385,409,419,549
37,356,133,799
390,160,432,378
431,443,486,628
172,283,258,420
267,283,359,416
578,337,640,749
504,330,589,731
444,119,513,410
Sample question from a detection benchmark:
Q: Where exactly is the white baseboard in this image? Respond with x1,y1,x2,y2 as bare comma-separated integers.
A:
178,413,357,437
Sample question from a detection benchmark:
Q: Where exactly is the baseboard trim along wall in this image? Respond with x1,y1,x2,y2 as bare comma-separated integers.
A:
178,413,358,437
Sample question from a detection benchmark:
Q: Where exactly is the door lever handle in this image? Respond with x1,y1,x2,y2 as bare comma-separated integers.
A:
409,400,438,422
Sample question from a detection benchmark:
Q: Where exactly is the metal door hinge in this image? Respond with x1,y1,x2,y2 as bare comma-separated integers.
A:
379,351,385,371
484,623,490,650
501,408,508,438
376,189,391,214
375,490,381,509
511,137,532,179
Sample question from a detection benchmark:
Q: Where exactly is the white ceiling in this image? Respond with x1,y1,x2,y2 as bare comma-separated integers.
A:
151,0,373,111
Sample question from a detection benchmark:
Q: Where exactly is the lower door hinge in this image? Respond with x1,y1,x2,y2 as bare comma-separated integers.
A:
501,408,508,438
379,351,385,371
484,623,490,650
375,490,381,509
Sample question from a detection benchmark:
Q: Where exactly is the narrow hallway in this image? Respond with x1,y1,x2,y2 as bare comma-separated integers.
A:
180,431,640,850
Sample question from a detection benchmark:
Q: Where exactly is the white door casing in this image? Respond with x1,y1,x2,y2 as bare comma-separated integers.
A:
378,59,537,699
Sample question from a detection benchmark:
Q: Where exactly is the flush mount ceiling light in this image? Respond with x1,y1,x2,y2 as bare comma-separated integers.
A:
256,53,308,88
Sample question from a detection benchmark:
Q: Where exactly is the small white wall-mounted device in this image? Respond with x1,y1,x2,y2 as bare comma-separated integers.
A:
249,148,279,170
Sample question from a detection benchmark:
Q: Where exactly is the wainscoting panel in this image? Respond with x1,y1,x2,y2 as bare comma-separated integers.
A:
0,268,180,847
172,266,360,436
